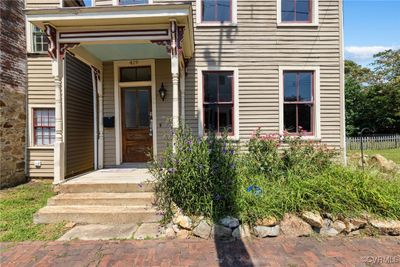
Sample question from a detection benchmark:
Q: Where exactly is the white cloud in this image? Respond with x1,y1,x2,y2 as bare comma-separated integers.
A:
345,46,397,60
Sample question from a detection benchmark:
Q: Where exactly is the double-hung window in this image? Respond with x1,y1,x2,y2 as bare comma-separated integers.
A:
278,0,318,25
62,0,93,7
33,108,55,146
118,0,149,5
283,71,314,135
32,26,48,53
197,0,237,25
203,71,234,135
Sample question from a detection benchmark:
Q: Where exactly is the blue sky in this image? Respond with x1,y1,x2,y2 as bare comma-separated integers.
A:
344,0,400,66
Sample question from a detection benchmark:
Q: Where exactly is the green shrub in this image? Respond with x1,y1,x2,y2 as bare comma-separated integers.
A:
149,124,239,221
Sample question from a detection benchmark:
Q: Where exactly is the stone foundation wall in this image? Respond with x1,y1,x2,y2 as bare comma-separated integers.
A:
0,0,27,188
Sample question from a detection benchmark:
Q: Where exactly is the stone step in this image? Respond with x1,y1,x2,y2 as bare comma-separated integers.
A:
47,193,155,206
34,205,162,224
59,182,154,193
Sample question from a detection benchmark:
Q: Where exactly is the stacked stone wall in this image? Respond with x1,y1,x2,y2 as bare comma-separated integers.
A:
0,0,27,188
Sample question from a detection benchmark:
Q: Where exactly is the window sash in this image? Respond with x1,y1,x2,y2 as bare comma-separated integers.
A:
283,71,314,135
32,27,49,53
203,71,234,134
33,108,55,146
281,0,312,23
201,0,232,22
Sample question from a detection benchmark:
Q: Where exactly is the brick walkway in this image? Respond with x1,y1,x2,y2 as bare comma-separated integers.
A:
1,237,399,266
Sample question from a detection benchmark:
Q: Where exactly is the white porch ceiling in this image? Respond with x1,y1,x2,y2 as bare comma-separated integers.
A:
80,43,169,61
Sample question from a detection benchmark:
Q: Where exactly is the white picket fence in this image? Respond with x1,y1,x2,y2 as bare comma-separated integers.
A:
346,135,400,150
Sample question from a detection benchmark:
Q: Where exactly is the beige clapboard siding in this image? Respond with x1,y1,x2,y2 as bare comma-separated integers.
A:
65,54,94,177
155,0,342,149
27,55,56,177
102,61,116,166
28,149,54,177
155,59,173,154
27,56,55,105
25,0,59,9
95,0,113,6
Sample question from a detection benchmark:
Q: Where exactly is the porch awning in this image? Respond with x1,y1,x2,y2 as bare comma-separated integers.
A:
25,3,194,59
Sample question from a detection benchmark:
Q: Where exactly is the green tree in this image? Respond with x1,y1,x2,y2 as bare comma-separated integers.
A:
345,49,400,136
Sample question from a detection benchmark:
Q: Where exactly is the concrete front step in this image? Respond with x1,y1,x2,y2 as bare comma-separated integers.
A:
34,205,162,224
47,192,155,206
59,182,154,193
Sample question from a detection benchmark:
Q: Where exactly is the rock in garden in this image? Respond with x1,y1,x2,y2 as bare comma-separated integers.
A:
369,154,399,173
332,220,346,233
172,224,180,233
254,225,280,238
165,225,176,239
301,211,324,228
345,218,367,233
320,219,339,236
176,229,190,239
193,220,212,239
255,217,278,227
212,224,232,239
280,214,313,237
369,219,400,236
173,215,192,230
220,216,240,229
232,224,251,239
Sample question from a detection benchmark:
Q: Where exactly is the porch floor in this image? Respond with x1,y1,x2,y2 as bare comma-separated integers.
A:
64,165,155,185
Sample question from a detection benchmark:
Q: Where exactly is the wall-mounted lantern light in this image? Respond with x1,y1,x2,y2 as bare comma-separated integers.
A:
159,82,167,101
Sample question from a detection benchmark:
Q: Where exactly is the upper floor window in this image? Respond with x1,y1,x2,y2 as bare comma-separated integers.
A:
202,0,231,22
118,0,149,5
32,26,48,53
62,0,93,7
278,0,318,26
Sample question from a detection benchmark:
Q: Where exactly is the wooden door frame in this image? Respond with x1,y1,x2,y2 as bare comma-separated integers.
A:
113,60,157,165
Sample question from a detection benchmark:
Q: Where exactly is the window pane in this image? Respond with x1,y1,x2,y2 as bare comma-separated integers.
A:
124,90,137,128
119,0,148,5
136,67,151,81
298,104,312,132
120,67,151,82
284,104,297,133
42,109,49,126
204,73,218,102
36,128,43,145
217,0,231,22
219,105,233,133
219,73,233,102
138,90,150,127
204,104,218,132
284,72,297,102
43,128,50,145
282,0,295,21
299,72,312,101
63,0,92,7
202,0,217,21
296,0,310,21
49,109,55,126
50,128,55,144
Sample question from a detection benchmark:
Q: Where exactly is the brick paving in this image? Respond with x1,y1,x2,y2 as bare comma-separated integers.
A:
1,237,399,267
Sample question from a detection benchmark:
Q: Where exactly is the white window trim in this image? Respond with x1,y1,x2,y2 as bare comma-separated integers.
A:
278,66,321,140
26,22,47,54
28,104,56,149
60,0,95,8
197,67,240,140
113,60,157,165
276,0,319,27
196,0,238,27
112,0,153,6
